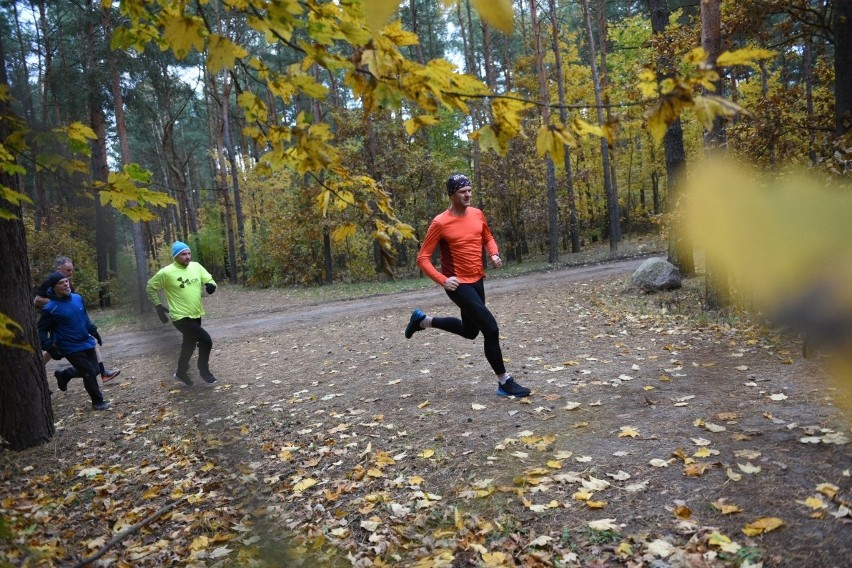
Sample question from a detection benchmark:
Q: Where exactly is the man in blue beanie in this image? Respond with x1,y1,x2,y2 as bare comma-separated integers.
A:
146,241,218,385
38,273,110,410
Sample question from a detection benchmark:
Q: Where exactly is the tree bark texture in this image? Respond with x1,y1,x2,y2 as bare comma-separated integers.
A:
0,36,55,451
647,0,694,276
529,0,559,264
548,0,580,253
581,0,618,252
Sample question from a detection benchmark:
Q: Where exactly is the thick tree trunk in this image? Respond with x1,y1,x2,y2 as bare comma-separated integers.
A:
0,36,55,451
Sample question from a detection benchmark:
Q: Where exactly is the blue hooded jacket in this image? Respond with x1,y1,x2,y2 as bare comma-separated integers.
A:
38,293,97,355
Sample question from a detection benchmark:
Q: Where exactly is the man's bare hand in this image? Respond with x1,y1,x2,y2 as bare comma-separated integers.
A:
443,276,460,291
490,254,503,268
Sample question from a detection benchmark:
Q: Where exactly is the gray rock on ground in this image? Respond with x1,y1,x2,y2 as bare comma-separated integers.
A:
631,257,682,292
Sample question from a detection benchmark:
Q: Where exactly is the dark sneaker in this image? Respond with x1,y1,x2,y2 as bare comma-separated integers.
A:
497,377,531,398
405,308,427,339
102,369,121,382
174,372,193,386
201,374,217,384
92,401,111,411
55,369,70,392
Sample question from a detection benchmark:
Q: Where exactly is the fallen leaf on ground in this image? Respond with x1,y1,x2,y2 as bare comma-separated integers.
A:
742,517,784,536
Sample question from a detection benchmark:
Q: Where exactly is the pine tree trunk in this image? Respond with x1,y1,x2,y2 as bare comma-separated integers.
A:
105,9,150,313
548,0,580,253
701,0,730,310
0,36,55,451
647,0,694,275
530,0,559,264
581,0,617,252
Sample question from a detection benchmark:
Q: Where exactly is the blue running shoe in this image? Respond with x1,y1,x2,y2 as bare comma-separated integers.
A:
405,308,427,339
497,377,531,398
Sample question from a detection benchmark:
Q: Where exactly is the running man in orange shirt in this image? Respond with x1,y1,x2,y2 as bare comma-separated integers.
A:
404,173,531,398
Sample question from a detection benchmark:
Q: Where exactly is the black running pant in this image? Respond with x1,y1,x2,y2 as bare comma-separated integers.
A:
431,279,506,376
60,348,105,404
172,317,212,378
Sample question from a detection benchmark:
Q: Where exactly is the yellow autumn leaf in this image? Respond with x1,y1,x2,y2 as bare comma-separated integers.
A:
586,500,607,509
547,460,562,469
293,478,318,492
692,94,746,131
573,490,593,501
741,517,784,536
618,426,640,438
362,0,400,30
189,535,209,551
528,499,558,512
419,448,435,458
712,499,743,515
674,505,692,519
684,462,712,477
481,551,507,566
403,114,440,135
707,532,741,554
331,223,358,242
207,34,249,73
716,47,776,67
816,483,839,498
366,468,385,478
683,46,708,64
799,496,827,510
0,313,33,351
470,0,513,33
693,447,713,458
737,462,761,474
535,125,553,160
726,467,742,481
163,15,205,60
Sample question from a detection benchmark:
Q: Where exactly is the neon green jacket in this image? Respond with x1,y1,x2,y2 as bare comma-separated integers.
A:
146,261,216,319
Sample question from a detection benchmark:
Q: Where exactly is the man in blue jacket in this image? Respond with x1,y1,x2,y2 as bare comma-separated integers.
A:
38,272,110,411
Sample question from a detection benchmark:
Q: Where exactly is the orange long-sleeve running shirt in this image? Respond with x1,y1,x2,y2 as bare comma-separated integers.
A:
416,207,499,286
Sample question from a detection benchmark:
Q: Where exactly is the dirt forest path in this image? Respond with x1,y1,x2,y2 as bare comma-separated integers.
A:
12,255,851,567
101,257,648,361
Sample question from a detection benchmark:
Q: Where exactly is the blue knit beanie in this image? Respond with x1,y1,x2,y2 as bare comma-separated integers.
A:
171,241,190,258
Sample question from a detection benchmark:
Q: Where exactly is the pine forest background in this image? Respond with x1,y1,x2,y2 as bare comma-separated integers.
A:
2,0,849,313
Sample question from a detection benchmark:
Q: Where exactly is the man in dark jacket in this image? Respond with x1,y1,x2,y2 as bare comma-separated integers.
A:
38,272,110,411
34,255,120,382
